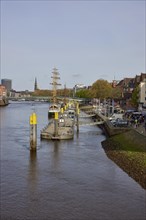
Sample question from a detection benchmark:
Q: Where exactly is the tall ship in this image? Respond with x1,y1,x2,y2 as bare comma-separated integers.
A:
41,67,75,140
48,68,61,118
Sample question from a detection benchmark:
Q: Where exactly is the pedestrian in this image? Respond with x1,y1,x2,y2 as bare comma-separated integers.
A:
135,119,138,128
144,115,146,132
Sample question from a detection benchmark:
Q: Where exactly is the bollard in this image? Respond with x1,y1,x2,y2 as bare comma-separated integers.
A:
54,112,59,137
60,108,64,114
30,112,37,151
64,105,67,111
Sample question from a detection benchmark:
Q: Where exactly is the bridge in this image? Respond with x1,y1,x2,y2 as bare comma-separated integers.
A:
8,96,86,103
78,107,107,127
8,96,51,102
79,114,96,118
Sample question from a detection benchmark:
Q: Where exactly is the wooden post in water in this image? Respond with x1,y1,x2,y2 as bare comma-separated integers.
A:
54,112,59,137
76,102,79,133
30,112,37,151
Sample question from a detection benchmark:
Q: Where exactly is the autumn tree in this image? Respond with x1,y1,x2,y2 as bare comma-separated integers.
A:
32,89,52,96
91,79,112,99
75,89,92,98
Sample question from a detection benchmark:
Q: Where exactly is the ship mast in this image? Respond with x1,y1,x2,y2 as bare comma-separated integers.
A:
50,67,61,104
63,83,67,104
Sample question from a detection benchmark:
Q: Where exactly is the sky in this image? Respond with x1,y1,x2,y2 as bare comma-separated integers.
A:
1,0,146,91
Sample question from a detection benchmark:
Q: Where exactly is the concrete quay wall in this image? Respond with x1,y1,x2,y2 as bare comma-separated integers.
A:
102,120,131,137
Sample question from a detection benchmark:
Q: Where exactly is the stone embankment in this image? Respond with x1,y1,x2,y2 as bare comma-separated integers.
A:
80,105,146,189
100,110,146,189
102,130,146,189
102,119,131,136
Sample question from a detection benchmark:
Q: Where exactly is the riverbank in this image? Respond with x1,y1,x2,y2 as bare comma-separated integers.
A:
102,129,146,189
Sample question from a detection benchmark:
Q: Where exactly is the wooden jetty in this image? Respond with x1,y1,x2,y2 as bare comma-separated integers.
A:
41,110,75,140
41,121,74,140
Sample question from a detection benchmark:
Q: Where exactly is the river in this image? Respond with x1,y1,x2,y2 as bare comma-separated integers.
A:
0,102,145,220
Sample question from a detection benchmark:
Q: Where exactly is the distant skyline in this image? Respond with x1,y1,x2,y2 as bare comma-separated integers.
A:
1,0,145,91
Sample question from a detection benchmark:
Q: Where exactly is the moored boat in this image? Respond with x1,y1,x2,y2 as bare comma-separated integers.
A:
41,67,75,140
48,67,61,119
0,96,9,107
48,104,60,119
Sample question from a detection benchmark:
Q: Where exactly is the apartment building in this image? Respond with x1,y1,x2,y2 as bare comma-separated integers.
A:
1,79,12,92
138,77,146,110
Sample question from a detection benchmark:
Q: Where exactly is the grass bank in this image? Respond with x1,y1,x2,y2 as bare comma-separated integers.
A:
102,130,146,189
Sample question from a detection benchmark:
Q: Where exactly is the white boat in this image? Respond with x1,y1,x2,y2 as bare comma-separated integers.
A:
48,104,60,118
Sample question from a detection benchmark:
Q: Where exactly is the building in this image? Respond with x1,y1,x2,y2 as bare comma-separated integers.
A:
114,73,146,110
1,79,12,92
10,90,31,99
138,77,146,110
112,80,120,88
117,78,135,93
73,84,87,97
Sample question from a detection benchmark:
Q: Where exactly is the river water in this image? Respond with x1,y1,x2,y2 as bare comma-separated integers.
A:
0,102,145,220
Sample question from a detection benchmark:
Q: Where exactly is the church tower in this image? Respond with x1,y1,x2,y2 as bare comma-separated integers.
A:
34,77,38,91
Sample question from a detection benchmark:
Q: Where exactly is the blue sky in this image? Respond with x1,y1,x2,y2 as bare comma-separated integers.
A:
1,0,145,91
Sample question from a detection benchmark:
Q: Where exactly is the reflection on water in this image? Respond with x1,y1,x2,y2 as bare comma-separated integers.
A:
53,141,60,167
28,151,37,189
1,102,146,220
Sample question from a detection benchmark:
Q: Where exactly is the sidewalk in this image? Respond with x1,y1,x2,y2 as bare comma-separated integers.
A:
134,123,146,136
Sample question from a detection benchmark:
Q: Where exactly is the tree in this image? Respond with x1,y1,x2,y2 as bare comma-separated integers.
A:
131,86,139,108
33,90,52,96
111,87,122,99
75,89,92,98
91,79,112,99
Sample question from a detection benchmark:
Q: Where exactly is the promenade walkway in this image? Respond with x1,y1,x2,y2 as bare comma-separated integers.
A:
135,123,146,136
